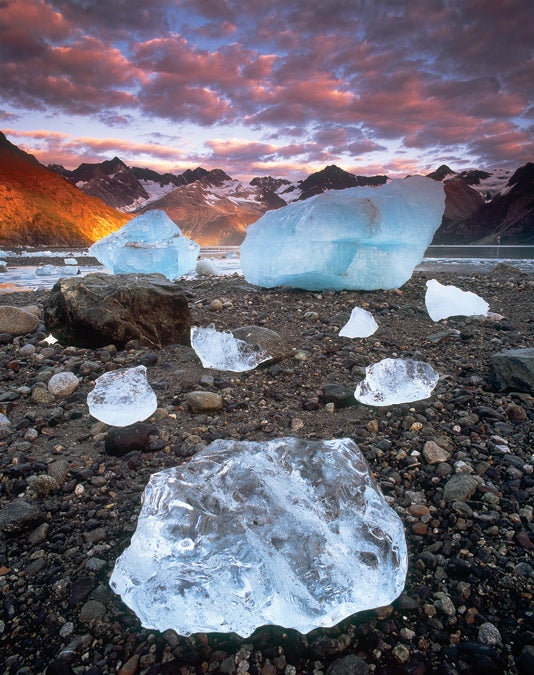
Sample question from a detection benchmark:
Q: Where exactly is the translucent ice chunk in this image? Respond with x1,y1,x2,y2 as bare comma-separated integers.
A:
35,264,79,276
240,176,445,291
355,358,439,406
87,365,157,427
195,258,220,276
425,279,489,321
339,307,378,338
109,437,408,636
191,324,271,371
89,210,200,281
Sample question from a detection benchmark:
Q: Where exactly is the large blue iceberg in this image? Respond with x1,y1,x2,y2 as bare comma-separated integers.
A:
89,210,200,280
240,176,445,290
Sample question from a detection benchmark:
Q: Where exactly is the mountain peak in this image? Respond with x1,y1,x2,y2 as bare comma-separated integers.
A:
427,165,457,181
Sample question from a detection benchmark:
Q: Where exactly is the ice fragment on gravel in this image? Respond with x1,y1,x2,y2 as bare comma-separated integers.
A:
191,324,271,371
425,279,489,321
195,258,220,276
240,176,445,291
109,436,408,636
355,358,439,406
87,366,157,427
89,210,200,280
339,307,378,338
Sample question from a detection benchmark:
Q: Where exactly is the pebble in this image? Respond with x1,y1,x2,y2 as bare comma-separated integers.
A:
186,391,223,413
48,371,80,397
422,439,451,463
478,621,502,646
443,473,479,502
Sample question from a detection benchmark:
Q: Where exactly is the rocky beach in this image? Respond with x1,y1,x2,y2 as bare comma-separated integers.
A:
0,266,532,674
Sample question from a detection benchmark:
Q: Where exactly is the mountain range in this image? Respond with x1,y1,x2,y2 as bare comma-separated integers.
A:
1,131,532,247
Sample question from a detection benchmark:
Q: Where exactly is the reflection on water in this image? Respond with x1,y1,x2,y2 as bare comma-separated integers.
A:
1,245,533,293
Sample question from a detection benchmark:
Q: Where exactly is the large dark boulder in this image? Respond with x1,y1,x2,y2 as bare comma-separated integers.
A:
490,348,534,393
43,273,191,349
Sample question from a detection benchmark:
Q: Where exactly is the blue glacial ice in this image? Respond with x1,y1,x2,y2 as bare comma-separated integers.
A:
89,210,200,280
240,176,445,291
109,437,408,636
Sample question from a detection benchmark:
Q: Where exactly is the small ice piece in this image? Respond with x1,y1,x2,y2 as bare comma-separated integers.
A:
89,210,200,281
87,365,157,427
339,307,378,338
355,358,439,406
195,258,220,276
64,257,78,265
425,279,489,321
36,264,79,276
240,176,445,291
191,324,271,372
109,436,408,636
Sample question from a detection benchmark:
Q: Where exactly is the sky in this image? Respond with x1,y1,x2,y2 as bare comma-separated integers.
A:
0,0,533,181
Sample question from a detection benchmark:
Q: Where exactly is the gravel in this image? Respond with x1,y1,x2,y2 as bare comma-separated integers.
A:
0,267,533,674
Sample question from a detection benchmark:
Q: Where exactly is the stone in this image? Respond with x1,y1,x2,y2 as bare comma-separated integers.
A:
89,209,200,280
105,422,153,456
110,437,408,636
87,366,157,427
425,279,489,321
422,440,452,464
490,348,534,393
43,272,191,349
338,307,378,338
0,412,11,438
0,499,41,537
48,372,80,397
231,325,289,364
0,305,40,336
354,358,439,406
191,324,271,371
322,383,357,408
240,176,445,291
186,391,223,413
443,474,478,503
326,654,369,675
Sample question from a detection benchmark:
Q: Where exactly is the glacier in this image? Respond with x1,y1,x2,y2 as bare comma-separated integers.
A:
355,358,439,406
89,210,200,280
110,437,408,636
87,365,157,427
425,279,489,321
240,176,445,291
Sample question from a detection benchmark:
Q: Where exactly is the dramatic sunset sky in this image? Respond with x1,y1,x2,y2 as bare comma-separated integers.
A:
1,0,533,180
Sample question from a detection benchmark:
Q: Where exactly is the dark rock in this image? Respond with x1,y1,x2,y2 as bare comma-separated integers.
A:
322,383,357,408
326,653,369,675
0,499,42,536
456,641,506,674
104,422,153,456
43,273,191,349
490,348,534,393
517,645,534,674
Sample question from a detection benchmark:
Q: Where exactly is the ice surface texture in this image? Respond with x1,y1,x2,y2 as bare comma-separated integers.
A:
87,365,157,427
355,358,439,406
339,307,378,338
110,437,408,636
89,210,200,280
191,324,271,371
425,279,489,321
240,176,445,291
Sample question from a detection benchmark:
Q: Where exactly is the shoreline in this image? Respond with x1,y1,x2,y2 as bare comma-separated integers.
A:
0,270,533,674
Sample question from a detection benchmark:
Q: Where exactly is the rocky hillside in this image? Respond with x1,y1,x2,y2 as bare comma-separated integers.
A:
2,131,532,246
0,133,131,246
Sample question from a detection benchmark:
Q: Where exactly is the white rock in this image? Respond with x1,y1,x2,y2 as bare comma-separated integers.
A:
425,279,489,321
355,358,439,406
87,366,157,427
48,372,80,397
110,437,408,636
339,307,378,338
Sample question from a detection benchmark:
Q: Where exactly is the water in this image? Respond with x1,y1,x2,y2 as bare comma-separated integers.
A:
1,245,532,293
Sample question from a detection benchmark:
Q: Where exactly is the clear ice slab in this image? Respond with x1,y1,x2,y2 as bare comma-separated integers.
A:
425,279,489,321
89,209,200,281
191,324,271,371
240,176,445,291
87,365,157,427
339,307,378,338
355,358,439,406
109,437,408,636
